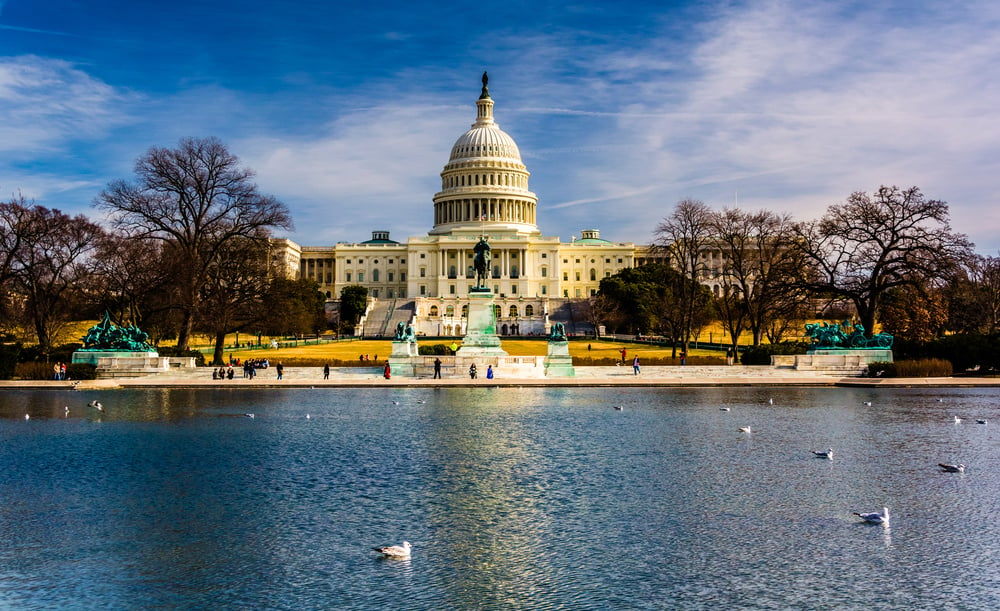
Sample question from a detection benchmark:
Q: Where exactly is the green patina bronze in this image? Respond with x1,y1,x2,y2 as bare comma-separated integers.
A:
804,320,893,349
549,322,567,342
473,236,491,290
80,312,156,352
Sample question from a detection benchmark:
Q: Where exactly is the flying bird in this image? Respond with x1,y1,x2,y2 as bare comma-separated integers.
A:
854,507,889,525
372,541,411,559
939,463,966,473
88,400,103,412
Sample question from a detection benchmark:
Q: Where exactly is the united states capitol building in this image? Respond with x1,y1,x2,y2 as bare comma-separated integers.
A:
274,75,668,337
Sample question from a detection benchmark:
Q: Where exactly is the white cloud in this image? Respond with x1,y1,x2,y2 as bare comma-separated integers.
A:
0,56,135,157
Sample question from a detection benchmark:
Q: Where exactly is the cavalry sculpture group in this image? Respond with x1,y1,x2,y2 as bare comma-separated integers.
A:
81,312,156,352
804,320,893,349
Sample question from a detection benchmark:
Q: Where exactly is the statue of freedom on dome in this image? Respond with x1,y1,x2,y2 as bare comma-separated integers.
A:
473,236,491,290
480,71,489,99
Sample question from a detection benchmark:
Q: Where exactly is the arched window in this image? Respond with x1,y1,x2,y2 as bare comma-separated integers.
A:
461,305,468,317
509,305,518,317
590,269,596,281
373,269,380,282
430,305,439,317
446,305,455,317
449,265,457,279
525,305,534,316
493,305,502,318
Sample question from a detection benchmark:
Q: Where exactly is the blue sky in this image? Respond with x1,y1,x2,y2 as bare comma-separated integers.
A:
2,0,999,252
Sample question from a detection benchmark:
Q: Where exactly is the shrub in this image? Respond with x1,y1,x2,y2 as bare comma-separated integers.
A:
15,361,55,380
867,361,897,377
0,343,20,379
895,358,952,377
739,342,809,366
418,344,452,355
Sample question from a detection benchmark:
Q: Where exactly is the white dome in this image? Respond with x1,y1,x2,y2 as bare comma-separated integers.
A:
449,125,522,163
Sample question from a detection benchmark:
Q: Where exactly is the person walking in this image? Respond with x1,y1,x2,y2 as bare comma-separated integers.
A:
633,355,640,375
469,363,477,379
620,347,627,365
276,362,284,380
433,357,442,379
680,350,687,366
323,363,330,379
726,347,734,366
383,362,391,379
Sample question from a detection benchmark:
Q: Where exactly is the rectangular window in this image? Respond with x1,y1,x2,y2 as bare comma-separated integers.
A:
400,272,406,281
450,285,456,295
542,253,547,258
511,285,517,294
372,289,379,298
420,268,426,277
346,272,352,282
420,285,426,295
358,272,364,282
541,285,547,294
420,253,425,259
563,272,568,281
575,272,580,281
575,288,581,297
326,272,332,283
541,268,547,277
388,272,394,282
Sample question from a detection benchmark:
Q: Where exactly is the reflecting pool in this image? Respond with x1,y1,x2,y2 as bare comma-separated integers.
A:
2,386,1000,609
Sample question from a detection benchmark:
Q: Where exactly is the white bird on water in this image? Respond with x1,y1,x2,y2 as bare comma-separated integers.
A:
738,426,752,433
613,405,623,411
954,416,962,424
812,448,834,459
977,419,987,424
939,463,966,473
719,407,731,411
244,413,255,419
767,398,774,405
854,507,889,525
862,401,872,407
372,541,411,559
88,400,103,412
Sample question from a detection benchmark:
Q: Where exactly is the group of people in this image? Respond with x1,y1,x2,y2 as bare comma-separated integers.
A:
359,354,379,362
52,362,67,380
467,363,494,379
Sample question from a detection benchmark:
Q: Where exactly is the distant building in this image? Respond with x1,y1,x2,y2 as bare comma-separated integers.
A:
276,76,664,336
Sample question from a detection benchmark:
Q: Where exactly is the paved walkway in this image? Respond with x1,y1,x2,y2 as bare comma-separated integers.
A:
3,365,998,389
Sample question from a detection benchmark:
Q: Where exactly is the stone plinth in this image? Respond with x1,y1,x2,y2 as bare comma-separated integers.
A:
411,355,545,379
544,340,576,377
772,349,893,376
72,351,171,379
456,292,508,357
388,340,420,376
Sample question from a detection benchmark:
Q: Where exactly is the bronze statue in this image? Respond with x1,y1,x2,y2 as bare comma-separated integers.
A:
80,312,155,352
473,236,491,289
549,322,567,341
480,71,489,99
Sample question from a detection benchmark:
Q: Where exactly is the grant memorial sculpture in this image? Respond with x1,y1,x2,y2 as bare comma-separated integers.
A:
771,319,893,375
72,312,171,377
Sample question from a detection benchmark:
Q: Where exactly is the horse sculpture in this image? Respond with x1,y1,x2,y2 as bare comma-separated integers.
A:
473,236,491,290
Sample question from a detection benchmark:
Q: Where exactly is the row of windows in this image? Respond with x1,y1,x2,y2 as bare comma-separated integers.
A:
563,257,624,264
344,271,407,283
444,172,526,189
428,304,536,317
562,269,613,281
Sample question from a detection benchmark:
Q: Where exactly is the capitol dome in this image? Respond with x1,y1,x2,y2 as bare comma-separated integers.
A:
430,74,539,236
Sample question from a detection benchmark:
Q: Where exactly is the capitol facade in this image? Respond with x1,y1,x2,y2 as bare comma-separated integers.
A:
276,75,660,336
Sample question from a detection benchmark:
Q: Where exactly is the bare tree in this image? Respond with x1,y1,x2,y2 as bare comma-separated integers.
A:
89,233,178,333
5,201,104,355
95,137,292,350
653,199,714,352
791,186,973,336
711,208,810,346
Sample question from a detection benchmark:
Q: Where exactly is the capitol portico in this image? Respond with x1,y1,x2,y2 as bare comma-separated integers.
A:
276,74,656,337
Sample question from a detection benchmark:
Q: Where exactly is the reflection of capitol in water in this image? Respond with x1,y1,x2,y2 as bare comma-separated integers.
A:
422,394,560,606
274,75,662,338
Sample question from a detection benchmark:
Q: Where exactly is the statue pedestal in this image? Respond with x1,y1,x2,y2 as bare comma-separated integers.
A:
72,350,170,378
771,349,893,376
388,340,419,376
456,291,508,357
544,340,575,377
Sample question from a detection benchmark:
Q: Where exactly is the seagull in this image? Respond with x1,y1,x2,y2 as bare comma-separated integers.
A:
88,400,103,412
306,414,311,420
977,419,987,424
738,426,752,433
812,448,834,459
372,541,411,559
768,398,774,405
719,407,731,411
392,401,399,405
939,463,966,473
862,401,872,407
936,398,944,403
613,405,623,411
416,400,426,404
244,413,255,419
24,413,30,420
954,416,962,424
854,507,889,525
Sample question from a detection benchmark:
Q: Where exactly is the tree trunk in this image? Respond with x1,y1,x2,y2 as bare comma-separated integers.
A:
176,308,194,352
212,331,226,366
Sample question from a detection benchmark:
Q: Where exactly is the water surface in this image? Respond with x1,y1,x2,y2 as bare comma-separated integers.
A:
2,387,999,609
